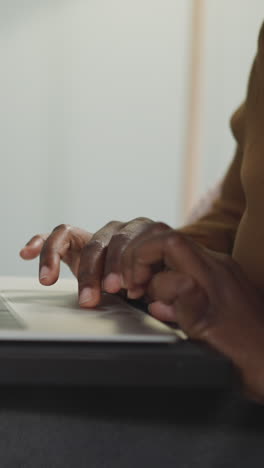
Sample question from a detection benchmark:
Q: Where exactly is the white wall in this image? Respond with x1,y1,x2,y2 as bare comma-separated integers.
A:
0,0,192,276
0,1,263,278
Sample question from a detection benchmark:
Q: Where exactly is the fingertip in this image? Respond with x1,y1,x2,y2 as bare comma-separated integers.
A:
39,266,58,286
127,287,145,299
103,273,121,293
39,276,55,286
149,301,176,322
79,287,100,308
19,248,29,259
19,246,32,260
20,243,42,260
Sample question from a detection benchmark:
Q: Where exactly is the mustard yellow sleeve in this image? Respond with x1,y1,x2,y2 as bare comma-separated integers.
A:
180,21,264,291
232,23,264,289
179,104,246,254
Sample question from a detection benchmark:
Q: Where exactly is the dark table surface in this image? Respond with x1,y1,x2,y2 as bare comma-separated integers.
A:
0,386,263,468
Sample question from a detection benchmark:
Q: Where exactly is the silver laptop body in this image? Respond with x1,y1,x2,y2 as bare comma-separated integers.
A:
0,277,180,343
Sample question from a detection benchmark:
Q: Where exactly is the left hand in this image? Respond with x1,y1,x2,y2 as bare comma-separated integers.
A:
20,218,168,307
121,228,264,402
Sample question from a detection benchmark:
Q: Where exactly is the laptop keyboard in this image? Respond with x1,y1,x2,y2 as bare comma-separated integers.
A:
0,296,25,329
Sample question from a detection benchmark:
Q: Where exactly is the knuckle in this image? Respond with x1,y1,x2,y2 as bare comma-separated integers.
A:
103,220,123,229
166,231,187,248
81,239,104,255
52,223,71,233
109,232,130,248
130,217,153,224
93,221,125,243
152,221,170,233
140,221,169,236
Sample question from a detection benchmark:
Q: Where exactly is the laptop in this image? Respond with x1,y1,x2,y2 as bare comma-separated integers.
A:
0,277,233,388
0,282,181,343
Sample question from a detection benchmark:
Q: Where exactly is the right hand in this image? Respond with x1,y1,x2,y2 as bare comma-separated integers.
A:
19,219,169,307
121,228,264,402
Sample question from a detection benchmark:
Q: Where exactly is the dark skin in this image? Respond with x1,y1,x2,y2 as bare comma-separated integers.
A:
20,221,264,401
121,228,264,402
19,219,169,305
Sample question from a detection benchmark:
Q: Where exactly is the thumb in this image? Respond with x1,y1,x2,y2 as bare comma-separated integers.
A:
171,280,210,339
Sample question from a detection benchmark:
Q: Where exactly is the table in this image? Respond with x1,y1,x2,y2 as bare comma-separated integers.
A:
0,387,263,468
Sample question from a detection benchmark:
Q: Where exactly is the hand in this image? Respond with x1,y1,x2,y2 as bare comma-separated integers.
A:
121,228,264,402
20,225,92,279
20,219,169,307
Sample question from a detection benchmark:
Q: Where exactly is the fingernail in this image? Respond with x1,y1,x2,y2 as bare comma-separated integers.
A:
40,266,50,280
79,287,94,305
20,247,30,258
103,273,121,293
148,301,176,322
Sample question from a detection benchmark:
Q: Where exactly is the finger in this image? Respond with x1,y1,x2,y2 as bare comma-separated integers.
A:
149,301,178,322
38,226,73,285
103,219,158,294
124,231,212,291
172,284,210,339
147,270,205,326
126,286,146,299
19,234,49,260
121,222,170,290
102,233,129,293
77,221,123,307
149,278,209,337
147,270,196,304
60,227,93,277
78,240,107,307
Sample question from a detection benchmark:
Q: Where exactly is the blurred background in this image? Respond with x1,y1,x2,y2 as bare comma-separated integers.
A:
0,0,264,277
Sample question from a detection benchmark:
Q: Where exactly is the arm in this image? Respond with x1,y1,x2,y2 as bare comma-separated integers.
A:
182,22,264,291
121,229,264,403
179,104,246,254
232,23,264,289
